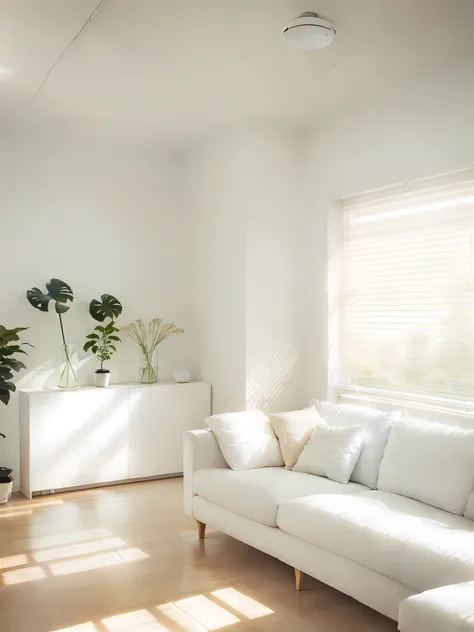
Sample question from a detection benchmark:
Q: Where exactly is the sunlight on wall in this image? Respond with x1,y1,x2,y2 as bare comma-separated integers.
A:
246,342,298,410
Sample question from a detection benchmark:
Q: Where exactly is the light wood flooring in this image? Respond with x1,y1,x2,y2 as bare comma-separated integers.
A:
0,479,397,632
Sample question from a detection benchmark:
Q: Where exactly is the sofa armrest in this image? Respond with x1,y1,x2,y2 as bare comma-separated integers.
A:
183,429,228,517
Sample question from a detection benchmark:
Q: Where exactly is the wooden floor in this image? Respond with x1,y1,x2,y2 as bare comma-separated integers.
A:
0,479,397,632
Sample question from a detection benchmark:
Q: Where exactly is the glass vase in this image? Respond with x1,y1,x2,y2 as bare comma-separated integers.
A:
139,348,158,384
58,344,79,389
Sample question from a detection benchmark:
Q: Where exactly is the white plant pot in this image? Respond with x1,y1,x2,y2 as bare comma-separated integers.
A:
94,371,111,388
0,479,13,504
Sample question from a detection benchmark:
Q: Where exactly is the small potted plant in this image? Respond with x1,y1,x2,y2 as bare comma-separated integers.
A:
84,294,122,387
0,325,31,503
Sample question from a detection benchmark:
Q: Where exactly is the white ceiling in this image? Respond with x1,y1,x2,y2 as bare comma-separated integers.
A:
0,0,472,148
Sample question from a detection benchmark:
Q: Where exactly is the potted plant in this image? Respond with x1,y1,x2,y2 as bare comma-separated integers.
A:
26,278,78,389
0,325,31,503
84,294,122,387
123,318,184,383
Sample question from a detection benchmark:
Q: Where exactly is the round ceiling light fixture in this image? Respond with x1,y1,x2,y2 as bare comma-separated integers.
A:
282,12,336,51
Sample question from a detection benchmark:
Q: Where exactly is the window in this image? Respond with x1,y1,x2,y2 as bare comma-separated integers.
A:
338,167,474,412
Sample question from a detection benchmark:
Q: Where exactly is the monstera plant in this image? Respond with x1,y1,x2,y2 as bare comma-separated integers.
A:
84,294,122,387
26,278,78,389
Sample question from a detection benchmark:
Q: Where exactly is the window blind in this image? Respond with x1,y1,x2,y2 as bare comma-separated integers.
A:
340,167,474,409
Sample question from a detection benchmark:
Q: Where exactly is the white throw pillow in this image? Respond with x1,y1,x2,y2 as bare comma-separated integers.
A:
269,406,325,469
293,424,365,484
310,400,399,488
206,410,284,470
377,418,474,515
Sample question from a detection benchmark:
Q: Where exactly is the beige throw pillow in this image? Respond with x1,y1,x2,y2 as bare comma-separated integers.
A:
269,407,326,469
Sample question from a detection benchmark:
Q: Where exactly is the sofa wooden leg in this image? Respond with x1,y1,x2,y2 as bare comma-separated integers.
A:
295,568,303,591
197,520,206,539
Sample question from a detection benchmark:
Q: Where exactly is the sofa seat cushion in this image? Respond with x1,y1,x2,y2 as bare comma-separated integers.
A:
398,582,474,631
277,490,474,592
193,467,367,527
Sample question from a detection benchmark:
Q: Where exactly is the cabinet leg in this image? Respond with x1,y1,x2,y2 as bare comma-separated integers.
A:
295,568,303,591
197,520,206,539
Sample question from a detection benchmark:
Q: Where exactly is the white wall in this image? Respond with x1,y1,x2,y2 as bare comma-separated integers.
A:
183,129,306,414
244,132,305,412
182,135,247,413
0,129,190,484
304,57,474,402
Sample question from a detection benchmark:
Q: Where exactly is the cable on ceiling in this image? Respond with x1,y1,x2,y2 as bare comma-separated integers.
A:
29,0,109,101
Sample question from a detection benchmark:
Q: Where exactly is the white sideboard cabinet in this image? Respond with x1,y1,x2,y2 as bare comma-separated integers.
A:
19,381,210,498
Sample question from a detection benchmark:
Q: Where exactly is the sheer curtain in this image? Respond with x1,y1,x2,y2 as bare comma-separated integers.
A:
339,167,474,411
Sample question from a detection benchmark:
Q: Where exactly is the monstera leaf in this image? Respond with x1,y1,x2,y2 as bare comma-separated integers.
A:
89,294,122,322
27,278,74,314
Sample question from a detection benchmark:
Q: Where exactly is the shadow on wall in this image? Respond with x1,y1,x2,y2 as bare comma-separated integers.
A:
246,343,298,411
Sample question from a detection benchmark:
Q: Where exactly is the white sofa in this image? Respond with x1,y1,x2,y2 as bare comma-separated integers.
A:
183,426,474,629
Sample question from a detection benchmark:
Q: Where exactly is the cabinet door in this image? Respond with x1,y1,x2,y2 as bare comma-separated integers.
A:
29,389,129,493
128,383,210,479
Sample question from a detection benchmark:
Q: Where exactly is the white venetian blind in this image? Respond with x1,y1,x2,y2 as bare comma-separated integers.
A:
340,167,474,409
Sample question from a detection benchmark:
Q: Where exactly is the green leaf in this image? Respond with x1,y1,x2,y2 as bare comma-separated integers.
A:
94,326,105,333
108,335,121,342
0,326,28,347
86,333,99,340
91,345,98,354
0,345,26,356
83,340,96,353
89,294,123,322
0,367,13,380
27,278,73,315
0,389,10,405
0,358,25,373
109,345,117,353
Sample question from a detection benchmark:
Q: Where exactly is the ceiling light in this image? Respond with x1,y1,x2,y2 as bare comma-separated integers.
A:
282,12,336,51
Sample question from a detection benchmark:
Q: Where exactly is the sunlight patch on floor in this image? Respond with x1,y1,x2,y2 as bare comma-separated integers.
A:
49,549,147,576
173,595,240,630
52,624,98,632
0,498,64,517
156,602,207,632
211,587,274,619
34,537,127,563
0,553,28,570
3,565,47,585
31,528,113,550
1,531,148,585
102,609,169,631
51,588,274,632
